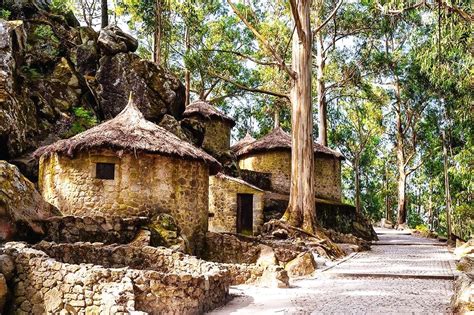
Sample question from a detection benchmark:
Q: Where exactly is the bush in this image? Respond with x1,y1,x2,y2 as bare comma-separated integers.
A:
63,107,97,138
0,9,11,19
50,0,73,14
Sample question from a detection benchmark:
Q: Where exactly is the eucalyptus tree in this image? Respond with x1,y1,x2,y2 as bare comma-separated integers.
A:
227,0,343,233
330,85,385,213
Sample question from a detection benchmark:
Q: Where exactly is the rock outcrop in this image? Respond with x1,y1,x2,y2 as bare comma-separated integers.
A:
0,2,186,179
96,52,184,122
97,25,138,55
284,252,317,278
0,161,60,240
452,240,474,313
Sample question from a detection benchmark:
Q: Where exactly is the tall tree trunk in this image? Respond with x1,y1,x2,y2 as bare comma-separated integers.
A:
184,26,191,106
394,79,407,226
442,130,452,239
354,158,361,213
283,0,316,234
101,0,108,29
428,181,433,230
397,169,407,225
274,108,280,129
315,4,327,146
153,0,162,64
384,162,391,221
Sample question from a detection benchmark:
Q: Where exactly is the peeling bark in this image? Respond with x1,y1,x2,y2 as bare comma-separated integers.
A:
283,0,316,234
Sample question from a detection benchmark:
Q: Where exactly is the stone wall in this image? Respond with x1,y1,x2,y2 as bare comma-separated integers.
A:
199,118,232,154
209,174,264,235
3,242,230,314
238,151,342,201
38,149,209,253
239,151,291,195
315,157,342,201
263,193,377,241
37,216,149,244
239,169,272,191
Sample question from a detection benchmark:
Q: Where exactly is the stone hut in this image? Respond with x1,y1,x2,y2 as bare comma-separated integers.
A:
234,127,344,201
183,100,236,154
34,97,220,252
209,173,264,236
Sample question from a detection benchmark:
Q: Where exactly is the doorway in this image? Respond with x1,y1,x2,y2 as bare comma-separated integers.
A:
237,194,253,235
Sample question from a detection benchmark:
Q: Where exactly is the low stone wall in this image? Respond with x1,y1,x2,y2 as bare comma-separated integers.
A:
2,242,230,314
263,193,378,241
36,216,149,244
202,232,261,264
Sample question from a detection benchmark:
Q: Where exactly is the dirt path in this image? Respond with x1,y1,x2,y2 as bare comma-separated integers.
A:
209,229,457,314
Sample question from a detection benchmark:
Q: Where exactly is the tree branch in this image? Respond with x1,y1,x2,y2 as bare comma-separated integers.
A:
289,0,305,40
201,49,280,67
208,71,290,100
313,0,343,35
227,0,295,79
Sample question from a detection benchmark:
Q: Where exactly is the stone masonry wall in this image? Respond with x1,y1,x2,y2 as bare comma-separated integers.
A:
209,175,264,235
200,119,232,154
3,242,230,314
36,216,149,244
238,151,342,201
38,149,209,253
315,157,342,201
239,151,291,195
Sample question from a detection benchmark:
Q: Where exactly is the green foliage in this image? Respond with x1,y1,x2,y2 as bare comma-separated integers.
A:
63,107,97,138
21,66,41,81
0,8,11,19
50,0,73,14
407,211,425,229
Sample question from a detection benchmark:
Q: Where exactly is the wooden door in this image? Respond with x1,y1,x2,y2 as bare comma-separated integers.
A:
237,194,253,235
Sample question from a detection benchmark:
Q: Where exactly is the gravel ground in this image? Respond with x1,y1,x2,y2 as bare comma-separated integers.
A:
209,230,456,314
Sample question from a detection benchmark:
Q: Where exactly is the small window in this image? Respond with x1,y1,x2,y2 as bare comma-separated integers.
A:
96,163,115,180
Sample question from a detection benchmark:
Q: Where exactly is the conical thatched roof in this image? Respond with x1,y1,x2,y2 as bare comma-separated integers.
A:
34,97,221,174
183,100,236,127
231,132,256,153
234,127,344,160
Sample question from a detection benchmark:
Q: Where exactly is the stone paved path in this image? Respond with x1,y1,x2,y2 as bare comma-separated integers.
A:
209,229,457,314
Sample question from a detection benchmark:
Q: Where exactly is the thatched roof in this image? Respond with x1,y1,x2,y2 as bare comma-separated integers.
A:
234,127,344,160
34,96,221,174
231,132,255,153
183,100,236,127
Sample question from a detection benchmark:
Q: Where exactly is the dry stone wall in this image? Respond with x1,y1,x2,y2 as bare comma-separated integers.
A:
37,215,149,244
38,149,209,252
2,242,230,314
238,151,342,201
209,175,264,235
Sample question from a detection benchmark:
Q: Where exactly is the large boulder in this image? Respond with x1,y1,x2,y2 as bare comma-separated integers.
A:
158,114,192,142
97,25,138,56
0,274,7,313
96,52,185,122
451,272,474,314
148,214,188,252
284,252,317,278
0,20,36,159
0,161,60,241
